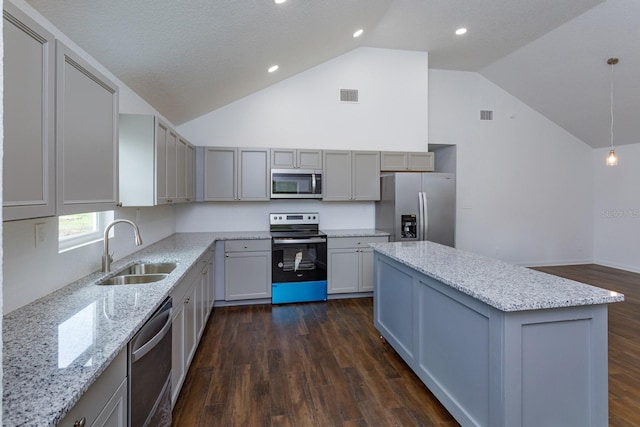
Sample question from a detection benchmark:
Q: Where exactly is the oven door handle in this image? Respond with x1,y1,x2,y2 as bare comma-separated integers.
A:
273,238,327,244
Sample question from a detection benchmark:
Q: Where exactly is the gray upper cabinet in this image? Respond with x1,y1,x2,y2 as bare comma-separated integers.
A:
271,148,322,169
323,150,380,201
185,142,196,202
3,3,56,221
204,147,270,201
381,151,434,172
119,114,194,206
56,41,118,215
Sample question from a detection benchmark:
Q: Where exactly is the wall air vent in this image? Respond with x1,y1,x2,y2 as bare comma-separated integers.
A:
480,110,493,120
340,89,359,103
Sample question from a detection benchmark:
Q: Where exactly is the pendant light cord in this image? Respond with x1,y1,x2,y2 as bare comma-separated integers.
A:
610,62,614,150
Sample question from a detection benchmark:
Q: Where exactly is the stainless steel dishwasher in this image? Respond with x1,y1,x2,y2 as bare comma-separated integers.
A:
129,297,172,427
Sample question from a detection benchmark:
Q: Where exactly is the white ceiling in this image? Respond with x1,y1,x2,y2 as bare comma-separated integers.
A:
24,0,638,148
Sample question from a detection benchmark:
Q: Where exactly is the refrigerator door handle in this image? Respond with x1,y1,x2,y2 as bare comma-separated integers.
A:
418,192,425,241
422,191,429,240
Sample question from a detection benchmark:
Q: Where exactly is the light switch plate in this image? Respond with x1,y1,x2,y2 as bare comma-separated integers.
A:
35,222,47,247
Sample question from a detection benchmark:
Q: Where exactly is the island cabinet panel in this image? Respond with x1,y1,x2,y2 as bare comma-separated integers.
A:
3,3,56,221
374,252,609,427
56,41,118,215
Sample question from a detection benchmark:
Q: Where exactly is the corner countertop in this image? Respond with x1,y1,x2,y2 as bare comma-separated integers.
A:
371,241,624,312
321,229,389,238
2,231,269,427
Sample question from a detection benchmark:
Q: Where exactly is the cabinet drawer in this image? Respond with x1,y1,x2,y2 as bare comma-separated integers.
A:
59,348,127,427
327,236,388,249
225,239,271,252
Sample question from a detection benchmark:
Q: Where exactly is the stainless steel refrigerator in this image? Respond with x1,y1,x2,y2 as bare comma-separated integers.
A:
375,173,455,246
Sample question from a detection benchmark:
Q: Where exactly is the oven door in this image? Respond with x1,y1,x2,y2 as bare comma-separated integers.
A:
271,237,327,304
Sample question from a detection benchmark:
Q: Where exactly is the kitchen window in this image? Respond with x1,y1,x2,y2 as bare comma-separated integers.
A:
59,211,113,252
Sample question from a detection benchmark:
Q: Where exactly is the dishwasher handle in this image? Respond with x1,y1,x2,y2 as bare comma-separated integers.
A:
131,300,172,363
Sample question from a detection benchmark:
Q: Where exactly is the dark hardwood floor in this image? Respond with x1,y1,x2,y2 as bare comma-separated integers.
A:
173,264,640,426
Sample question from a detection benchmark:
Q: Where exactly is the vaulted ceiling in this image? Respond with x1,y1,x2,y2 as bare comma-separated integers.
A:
25,0,639,148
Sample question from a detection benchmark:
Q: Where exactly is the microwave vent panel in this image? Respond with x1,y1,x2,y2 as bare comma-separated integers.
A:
340,89,359,103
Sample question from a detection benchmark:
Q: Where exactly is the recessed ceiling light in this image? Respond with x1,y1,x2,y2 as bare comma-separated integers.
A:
268,65,279,73
353,29,364,38
455,28,467,36
274,0,286,4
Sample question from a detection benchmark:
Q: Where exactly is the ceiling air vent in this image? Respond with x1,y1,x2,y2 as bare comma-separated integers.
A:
340,89,359,103
480,110,493,120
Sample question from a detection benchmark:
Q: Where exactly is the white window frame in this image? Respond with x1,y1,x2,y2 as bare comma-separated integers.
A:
59,211,114,252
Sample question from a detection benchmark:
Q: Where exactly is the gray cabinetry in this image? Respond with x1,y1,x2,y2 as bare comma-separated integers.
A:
59,349,127,427
381,151,434,172
119,114,194,206
170,249,214,407
328,236,388,293
203,147,270,201
184,141,196,202
224,239,271,300
323,150,380,201
56,41,118,215
374,252,609,427
3,3,56,221
271,148,322,169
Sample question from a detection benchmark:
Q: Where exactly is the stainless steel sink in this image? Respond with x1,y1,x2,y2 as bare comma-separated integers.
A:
98,274,168,286
115,262,177,276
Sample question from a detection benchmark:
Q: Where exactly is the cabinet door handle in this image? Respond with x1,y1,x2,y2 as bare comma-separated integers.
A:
116,202,123,208
74,418,86,427
184,297,190,304
167,199,173,203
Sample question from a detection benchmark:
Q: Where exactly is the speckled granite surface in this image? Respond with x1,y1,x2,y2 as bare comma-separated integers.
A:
2,231,270,427
371,241,624,312
322,229,389,238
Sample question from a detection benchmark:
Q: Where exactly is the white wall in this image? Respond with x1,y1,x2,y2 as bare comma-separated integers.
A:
593,143,640,272
430,69,594,265
2,0,176,314
178,47,429,151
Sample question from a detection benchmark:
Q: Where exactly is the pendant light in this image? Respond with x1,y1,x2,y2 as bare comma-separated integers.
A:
606,57,619,166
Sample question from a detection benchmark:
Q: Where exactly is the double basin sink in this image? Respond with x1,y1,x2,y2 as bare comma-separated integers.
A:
98,262,177,285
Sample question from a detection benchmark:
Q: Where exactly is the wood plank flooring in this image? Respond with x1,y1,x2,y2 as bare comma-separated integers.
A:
173,264,640,426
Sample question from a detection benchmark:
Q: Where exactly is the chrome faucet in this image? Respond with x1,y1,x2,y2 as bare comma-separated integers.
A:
102,219,143,272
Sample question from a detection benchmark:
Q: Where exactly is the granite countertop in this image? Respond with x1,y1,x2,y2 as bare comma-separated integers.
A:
371,241,624,312
321,229,389,238
2,231,269,427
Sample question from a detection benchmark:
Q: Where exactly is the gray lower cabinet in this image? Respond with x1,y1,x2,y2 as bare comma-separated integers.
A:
59,349,127,427
203,147,270,201
224,239,272,300
3,3,56,221
327,236,388,293
381,151,434,172
323,151,380,201
56,41,118,215
169,248,215,406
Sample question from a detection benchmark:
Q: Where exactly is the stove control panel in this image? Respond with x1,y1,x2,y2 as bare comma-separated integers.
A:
270,212,319,225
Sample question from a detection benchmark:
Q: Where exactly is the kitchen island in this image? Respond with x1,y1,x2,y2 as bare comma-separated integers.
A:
371,241,624,427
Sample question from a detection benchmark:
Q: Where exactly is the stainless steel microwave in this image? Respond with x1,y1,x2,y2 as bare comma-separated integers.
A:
271,169,323,199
